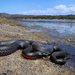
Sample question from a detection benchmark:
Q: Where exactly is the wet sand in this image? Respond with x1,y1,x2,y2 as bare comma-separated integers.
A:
0,22,75,75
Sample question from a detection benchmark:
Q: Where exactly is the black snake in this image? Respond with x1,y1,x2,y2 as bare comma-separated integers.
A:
0,40,68,65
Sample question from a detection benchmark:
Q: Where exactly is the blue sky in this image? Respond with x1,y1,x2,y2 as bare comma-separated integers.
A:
0,0,75,15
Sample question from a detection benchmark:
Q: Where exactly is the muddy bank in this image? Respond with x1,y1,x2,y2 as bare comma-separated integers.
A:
0,23,75,75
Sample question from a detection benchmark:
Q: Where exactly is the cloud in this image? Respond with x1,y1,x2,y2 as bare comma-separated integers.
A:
18,4,75,15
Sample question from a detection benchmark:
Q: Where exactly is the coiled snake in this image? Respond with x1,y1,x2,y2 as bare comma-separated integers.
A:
0,40,68,65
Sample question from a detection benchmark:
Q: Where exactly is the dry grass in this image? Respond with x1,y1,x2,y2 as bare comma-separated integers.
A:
0,18,27,27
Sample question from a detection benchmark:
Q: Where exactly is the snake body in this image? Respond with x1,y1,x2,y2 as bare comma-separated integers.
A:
0,40,67,65
0,40,42,59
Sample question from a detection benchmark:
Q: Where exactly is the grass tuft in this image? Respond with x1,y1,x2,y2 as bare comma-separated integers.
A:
0,18,27,27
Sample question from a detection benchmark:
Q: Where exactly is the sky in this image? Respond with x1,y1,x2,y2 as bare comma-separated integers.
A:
0,0,75,15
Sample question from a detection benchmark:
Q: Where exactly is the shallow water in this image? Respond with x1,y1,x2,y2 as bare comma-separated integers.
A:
11,19,75,36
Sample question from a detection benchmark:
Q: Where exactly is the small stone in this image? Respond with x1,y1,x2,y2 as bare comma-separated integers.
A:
7,70,12,73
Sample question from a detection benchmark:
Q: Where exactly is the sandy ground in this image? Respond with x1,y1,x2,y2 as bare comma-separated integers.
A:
0,23,75,75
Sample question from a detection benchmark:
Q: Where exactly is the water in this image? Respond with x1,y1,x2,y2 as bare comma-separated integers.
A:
11,19,75,36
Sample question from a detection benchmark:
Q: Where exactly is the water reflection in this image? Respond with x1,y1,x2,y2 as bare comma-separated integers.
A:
10,19,75,36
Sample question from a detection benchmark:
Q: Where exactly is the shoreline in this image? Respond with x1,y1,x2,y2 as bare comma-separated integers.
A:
0,19,75,75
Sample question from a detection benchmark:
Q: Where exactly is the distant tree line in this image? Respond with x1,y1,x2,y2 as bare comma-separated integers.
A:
19,15,75,20
0,13,75,20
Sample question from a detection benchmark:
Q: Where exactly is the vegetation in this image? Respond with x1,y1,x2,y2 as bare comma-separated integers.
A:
0,13,75,20
0,13,2,18
18,15,75,20
0,18,27,27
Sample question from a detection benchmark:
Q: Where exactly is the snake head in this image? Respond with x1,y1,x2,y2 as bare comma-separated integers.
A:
53,46,63,52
